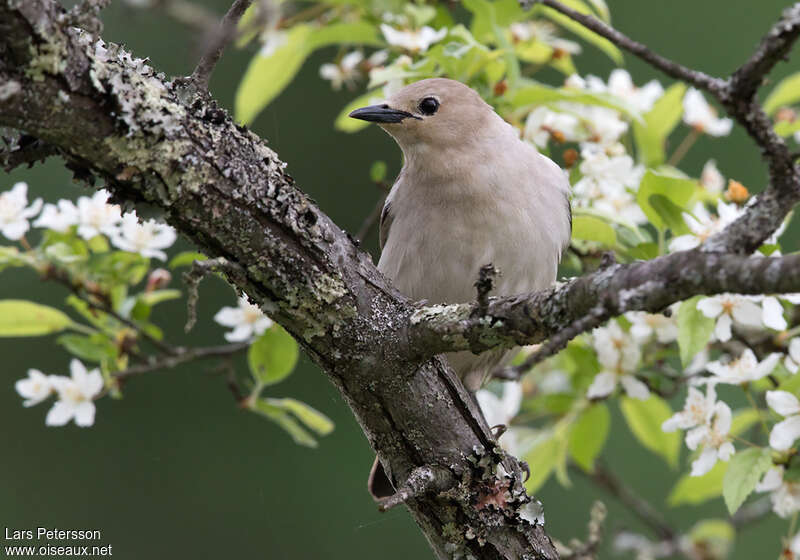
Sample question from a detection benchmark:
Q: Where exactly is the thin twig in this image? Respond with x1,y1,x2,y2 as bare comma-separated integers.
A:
585,461,676,541
355,193,387,242
524,0,727,95
189,0,254,90
114,341,250,381
495,306,605,380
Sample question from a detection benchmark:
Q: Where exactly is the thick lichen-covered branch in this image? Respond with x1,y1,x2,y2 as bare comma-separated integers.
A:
408,251,800,357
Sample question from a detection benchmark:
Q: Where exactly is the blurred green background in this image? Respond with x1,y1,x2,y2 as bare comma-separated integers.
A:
1,1,797,558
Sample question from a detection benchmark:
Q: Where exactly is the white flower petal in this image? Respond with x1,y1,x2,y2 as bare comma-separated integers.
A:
587,371,617,399
770,415,800,451
690,447,719,477
767,391,800,416
714,314,732,342
620,375,650,400
45,401,74,426
762,296,788,330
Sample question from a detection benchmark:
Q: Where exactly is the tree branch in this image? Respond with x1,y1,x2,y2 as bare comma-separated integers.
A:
187,0,253,90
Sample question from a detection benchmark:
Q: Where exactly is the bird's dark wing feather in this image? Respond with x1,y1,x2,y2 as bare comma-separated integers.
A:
379,199,393,250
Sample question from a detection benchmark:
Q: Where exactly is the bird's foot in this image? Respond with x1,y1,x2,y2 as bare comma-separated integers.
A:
376,465,455,512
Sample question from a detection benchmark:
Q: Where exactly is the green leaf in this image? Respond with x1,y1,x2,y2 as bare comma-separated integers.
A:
137,289,182,307
619,395,681,468
250,399,318,447
571,215,616,246
335,90,379,133
524,435,560,493
568,403,610,471
57,334,117,363
307,22,383,50
636,170,696,230
370,161,387,183
633,82,686,167
45,242,87,263
539,0,623,64
668,461,727,506
248,326,299,385
763,72,800,115
676,296,715,367
0,300,75,337
169,251,207,269
775,119,800,137
649,194,690,235
236,26,314,125
236,22,382,124
722,447,773,514
268,398,334,436
687,519,734,558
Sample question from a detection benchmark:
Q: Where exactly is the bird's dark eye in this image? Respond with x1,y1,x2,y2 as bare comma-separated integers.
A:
418,97,439,115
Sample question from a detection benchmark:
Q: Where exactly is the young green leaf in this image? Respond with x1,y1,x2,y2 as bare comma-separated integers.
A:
248,326,299,386
763,72,800,115
619,395,681,468
633,82,686,167
538,1,623,64
335,90,379,133
250,399,318,447
668,461,727,506
568,403,610,472
722,447,773,514
268,398,334,436
0,300,76,337
524,435,561,493
169,251,207,269
676,296,715,367
571,215,617,246
636,170,695,230
57,334,117,363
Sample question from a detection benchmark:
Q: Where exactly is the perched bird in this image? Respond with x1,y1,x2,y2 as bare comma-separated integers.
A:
349,78,571,497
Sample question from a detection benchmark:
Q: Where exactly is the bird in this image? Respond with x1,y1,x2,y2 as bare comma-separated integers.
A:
349,78,572,499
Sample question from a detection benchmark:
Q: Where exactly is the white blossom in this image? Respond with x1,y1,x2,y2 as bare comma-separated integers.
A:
538,369,571,394
110,213,177,261
625,310,678,344
587,322,649,400
756,466,800,518
585,69,664,112
46,359,104,427
15,369,54,407
767,390,800,451
76,189,122,240
573,149,646,224
0,182,42,240
761,295,788,331
662,384,717,432
523,107,581,148
33,199,79,233
784,338,800,373
700,160,725,193
696,293,765,342
214,296,274,342
705,348,780,385
682,87,733,136
380,24,446,53
685,401,735,476
510,21,581,54
668,201,742,252
319,51,364,90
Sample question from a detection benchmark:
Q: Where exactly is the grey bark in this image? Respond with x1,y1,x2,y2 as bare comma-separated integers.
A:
0,1,799,558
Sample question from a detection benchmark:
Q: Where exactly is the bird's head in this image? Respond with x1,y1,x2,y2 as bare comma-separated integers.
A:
349,78,495,153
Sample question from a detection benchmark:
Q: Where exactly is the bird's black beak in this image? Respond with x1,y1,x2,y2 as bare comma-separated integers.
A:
349,104,421,123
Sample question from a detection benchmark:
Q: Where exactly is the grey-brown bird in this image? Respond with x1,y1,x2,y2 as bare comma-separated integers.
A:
350,78,572,498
